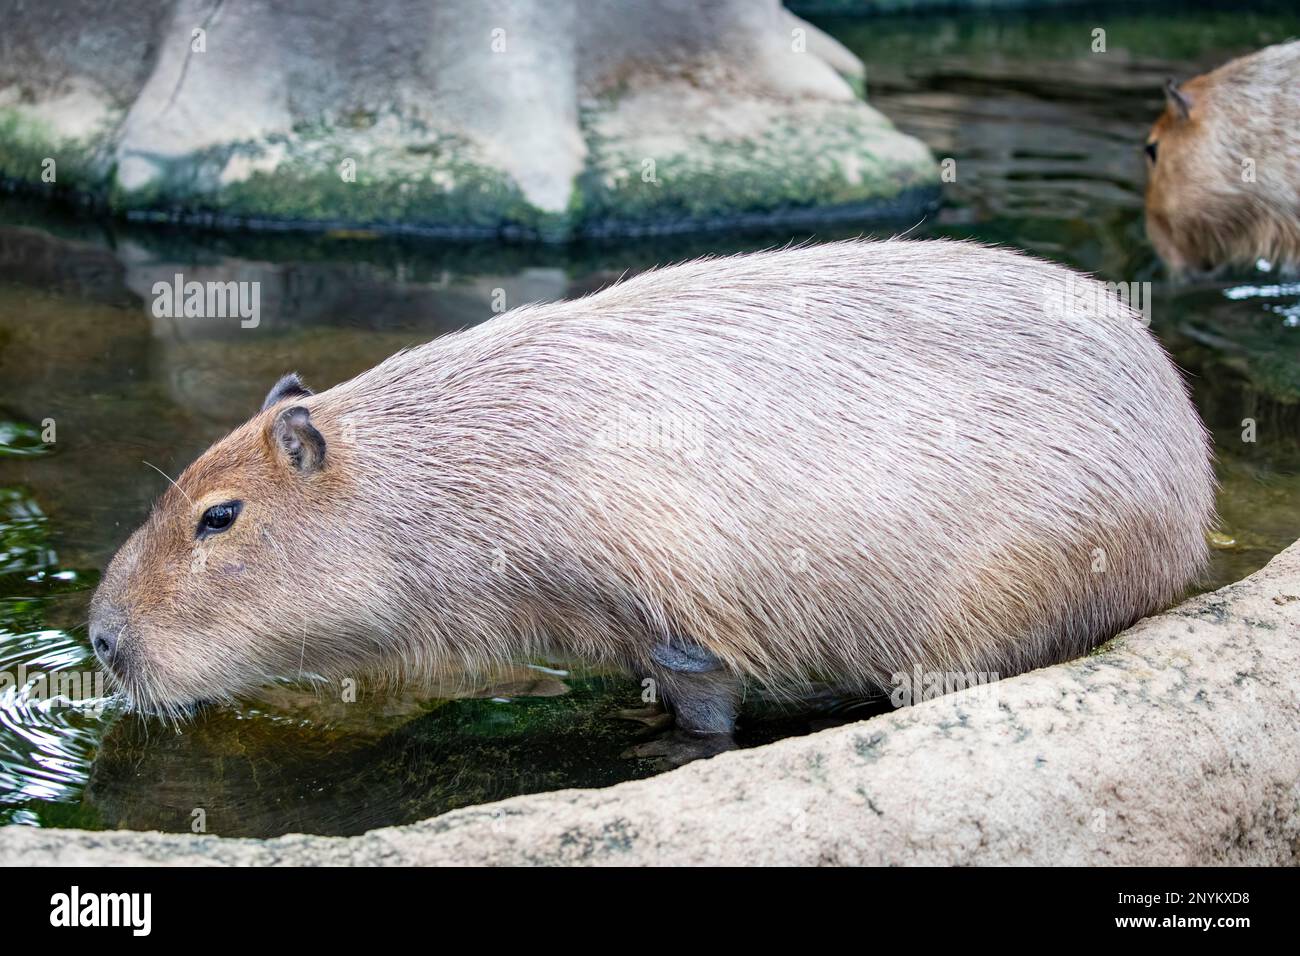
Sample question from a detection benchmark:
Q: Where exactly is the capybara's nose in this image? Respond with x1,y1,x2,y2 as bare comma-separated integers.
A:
91,622,118,665
89,596,129,669
89,600,128,668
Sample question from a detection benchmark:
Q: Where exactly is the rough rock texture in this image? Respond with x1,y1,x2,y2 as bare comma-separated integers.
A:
0,0,938,239
3,539,1298,866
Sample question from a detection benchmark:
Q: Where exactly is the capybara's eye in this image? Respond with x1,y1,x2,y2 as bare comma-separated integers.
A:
197,501,242,539
1144,141,1158,164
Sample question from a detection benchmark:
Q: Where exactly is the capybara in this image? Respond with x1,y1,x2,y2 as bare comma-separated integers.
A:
90,240,1215,758
1144,40,1300,277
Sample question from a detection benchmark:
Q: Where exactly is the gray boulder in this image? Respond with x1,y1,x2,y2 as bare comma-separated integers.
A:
0,0,938,239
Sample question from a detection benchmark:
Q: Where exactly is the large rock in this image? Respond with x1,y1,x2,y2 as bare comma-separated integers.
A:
3,538,1298,865
0,0,938,240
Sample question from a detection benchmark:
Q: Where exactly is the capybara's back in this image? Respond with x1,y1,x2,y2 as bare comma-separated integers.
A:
92,240,1215,751
1145,40,1300,275
505,240,1214,691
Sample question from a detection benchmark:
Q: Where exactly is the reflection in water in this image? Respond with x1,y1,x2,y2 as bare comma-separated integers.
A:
85,674,660,839
1,0,1298,837
1224,281,1300,329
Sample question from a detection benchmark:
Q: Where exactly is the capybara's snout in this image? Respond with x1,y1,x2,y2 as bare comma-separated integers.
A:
89,563,151,697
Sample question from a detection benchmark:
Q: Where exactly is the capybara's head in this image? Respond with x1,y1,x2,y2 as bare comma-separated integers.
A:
1144,77,1225,276
1144,46,1300,277
89,373,386,715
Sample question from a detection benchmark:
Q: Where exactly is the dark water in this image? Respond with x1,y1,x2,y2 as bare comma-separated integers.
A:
1,1,1298,837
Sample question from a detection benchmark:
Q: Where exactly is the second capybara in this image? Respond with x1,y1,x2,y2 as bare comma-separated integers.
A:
89,240,1215,759
1145,40,1300,277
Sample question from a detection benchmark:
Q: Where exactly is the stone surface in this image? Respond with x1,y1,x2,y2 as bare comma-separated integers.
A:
0,0,938,239
3,538,1297,866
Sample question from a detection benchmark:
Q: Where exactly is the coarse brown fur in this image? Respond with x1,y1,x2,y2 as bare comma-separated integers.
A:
91,240,1216,734
1145,41,1300,277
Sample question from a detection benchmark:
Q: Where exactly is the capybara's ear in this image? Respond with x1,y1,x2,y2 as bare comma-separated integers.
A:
1164,78,1192,120
262,372,313,412
271,405,326,474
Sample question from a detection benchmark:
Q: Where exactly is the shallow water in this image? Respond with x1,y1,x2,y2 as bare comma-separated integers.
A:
1,0,1298,836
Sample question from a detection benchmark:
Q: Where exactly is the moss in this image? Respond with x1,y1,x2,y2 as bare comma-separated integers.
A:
575,98,939,237
107,123,568,239
1087,636,1123,657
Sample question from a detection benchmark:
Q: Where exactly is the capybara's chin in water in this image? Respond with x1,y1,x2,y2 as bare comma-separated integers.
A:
90,240,1215,761
1144,40,1300,278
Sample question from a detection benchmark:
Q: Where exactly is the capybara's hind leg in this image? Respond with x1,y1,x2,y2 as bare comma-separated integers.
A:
656,668,740,737
649,631,738,736
621,634,740,766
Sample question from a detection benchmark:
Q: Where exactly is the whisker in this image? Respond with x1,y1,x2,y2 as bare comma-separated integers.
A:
141,459,194,506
